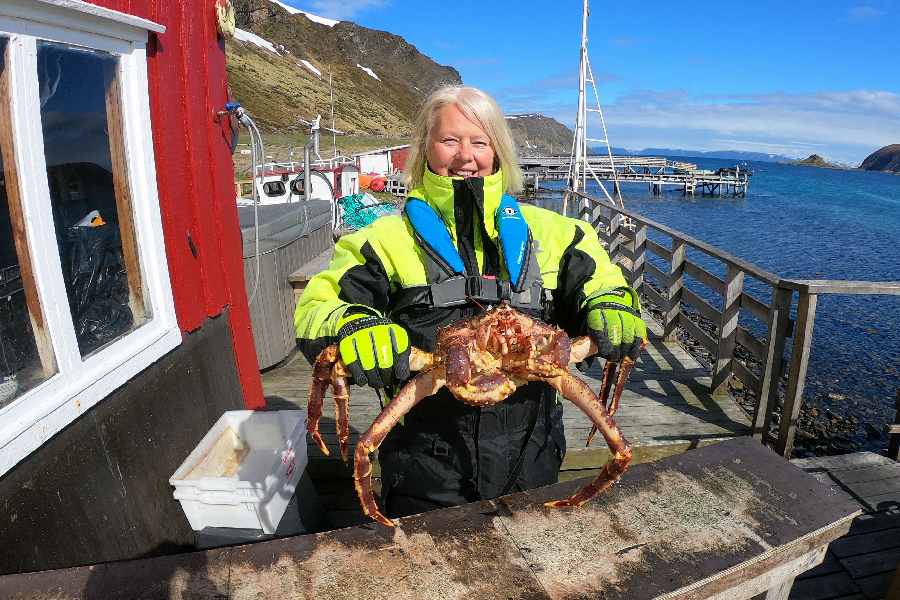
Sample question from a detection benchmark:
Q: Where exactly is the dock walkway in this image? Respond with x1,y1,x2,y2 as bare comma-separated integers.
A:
262,314,751,529
789,452,900,599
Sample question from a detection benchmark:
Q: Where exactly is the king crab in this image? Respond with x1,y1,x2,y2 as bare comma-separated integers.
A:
307,302,644,527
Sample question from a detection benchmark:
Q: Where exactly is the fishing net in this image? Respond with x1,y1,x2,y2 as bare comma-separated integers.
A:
336,193,396,232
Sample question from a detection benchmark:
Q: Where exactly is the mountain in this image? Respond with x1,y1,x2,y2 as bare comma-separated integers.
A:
636,148,794,162
227,0,461,134
859,144,900,173
505,114,574,155
793,154,842,168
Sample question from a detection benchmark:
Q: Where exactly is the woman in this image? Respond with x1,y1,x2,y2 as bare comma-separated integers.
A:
294,86,646,518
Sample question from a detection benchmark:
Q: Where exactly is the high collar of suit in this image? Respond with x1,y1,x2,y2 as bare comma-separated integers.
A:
409,166,506,242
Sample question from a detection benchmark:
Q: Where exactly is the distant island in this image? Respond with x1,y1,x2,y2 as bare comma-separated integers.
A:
860,144,900,173
793,154,844,169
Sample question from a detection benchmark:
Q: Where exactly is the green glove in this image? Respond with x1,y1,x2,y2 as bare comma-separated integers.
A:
584,287,647,362
336,312,410,388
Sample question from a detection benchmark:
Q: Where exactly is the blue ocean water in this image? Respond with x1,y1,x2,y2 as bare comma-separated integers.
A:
536,159,900,451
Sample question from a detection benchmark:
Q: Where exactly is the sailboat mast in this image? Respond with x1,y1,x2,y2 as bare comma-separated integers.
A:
330,73,337,159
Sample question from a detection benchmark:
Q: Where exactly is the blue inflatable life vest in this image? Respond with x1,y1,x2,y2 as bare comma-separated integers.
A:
403,195,544,310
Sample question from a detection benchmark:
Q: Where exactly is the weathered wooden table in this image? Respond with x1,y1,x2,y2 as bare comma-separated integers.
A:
0,438,859,599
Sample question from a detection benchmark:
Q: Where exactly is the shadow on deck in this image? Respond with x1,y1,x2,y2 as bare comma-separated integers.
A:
262,314,750,530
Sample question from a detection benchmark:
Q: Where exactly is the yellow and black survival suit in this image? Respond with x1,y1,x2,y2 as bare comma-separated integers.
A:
294,167,636,517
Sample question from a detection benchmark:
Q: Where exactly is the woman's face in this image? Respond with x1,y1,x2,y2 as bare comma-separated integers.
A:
426,104,496,179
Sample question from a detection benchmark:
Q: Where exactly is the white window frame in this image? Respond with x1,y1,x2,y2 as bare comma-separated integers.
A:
0,0,179,477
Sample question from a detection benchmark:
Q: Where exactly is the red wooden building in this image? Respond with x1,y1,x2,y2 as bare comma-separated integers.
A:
0,0,263,573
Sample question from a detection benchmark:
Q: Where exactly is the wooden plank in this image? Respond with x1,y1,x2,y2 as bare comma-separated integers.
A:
644,260,671,287
841,476,900,499
741,291,772,323
791,452,897,472
631,223,647,291
789,571,861,599
646,238,673,261
678,312,718,355
700,546,825,600
105,61,146,323
830,527,900,559
847,512,900,537
682,287,722,324
794,280,900,296
499,438,859,600
732,360,761,395
778,291,818,457
685,260,726,294
0,42,56,378
796,551,844,579
710,265,744,395
665,240,686,340
831,464,900,485
737,326,766,362
755,287,793,441
859,491,900,512
839,545,900,579
890,390,900,461
642,283,669,313
856,571,896,599
888,564,900,600
288,249,333,285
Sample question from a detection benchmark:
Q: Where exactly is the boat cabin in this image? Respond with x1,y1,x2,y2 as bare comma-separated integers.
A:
353,143,409,177
236,164,360,205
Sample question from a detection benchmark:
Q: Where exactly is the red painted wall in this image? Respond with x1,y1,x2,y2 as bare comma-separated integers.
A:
88,0,263,408
391,147,409,174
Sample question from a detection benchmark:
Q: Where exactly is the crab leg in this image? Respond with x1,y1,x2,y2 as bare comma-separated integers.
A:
585,360,617,447
331,368,351,462
307,345,339,456
543,370,632,508
354,367,446,527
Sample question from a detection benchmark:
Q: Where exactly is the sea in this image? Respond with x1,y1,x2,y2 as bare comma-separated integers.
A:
534,158,900,453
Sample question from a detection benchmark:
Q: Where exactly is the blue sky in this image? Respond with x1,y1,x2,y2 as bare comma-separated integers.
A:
281,0,899,164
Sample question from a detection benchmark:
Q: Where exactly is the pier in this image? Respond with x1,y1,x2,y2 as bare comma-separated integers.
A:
520,155,751,197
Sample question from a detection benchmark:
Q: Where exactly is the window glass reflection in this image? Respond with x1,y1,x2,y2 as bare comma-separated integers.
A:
38,41,147,357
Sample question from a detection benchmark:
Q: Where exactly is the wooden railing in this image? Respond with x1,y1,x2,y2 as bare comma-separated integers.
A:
567,190,900,457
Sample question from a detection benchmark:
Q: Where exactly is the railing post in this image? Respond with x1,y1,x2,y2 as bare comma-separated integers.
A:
630,223,647,293
777,290,818,457
607,210,625,265
578,193,590,223
888,390,900,461
711,265,745,396
664,239,685,341
753,286,793,442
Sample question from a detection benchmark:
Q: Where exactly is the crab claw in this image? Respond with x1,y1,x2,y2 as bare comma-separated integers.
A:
585,342,645,446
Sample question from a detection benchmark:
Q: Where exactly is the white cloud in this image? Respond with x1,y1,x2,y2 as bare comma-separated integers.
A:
512,88,900,163
848,5,885,20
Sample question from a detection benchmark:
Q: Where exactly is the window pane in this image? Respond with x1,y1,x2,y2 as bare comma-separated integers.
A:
0,37,57,407
38,41,148,357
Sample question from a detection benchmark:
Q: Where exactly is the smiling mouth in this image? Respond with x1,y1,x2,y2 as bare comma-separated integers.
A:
450,169,476,178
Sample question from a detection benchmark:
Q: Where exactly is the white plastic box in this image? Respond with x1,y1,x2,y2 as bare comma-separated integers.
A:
170,410,307,534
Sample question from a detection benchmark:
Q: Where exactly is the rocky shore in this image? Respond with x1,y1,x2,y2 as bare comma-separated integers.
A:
640,288,887,458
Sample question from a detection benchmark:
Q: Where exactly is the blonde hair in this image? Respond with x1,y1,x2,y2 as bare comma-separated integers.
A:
404,86,523,194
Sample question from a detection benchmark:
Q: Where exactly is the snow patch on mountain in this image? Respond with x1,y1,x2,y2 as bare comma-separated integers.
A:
299,59,322,78
356,64,380,80
268,0,339,26
234,28,279,54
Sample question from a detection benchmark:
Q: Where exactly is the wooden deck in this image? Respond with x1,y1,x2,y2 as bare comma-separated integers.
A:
789,452,900,599
262,314,751,530
0,438,861,600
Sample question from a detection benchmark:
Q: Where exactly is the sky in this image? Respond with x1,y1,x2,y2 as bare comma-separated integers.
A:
280,0,899,164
